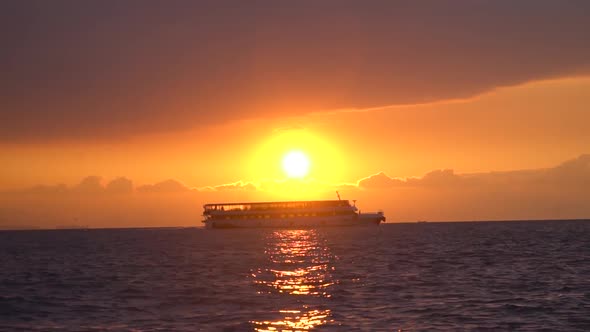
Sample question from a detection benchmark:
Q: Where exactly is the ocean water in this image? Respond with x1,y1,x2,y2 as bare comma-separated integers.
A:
1,220,589,331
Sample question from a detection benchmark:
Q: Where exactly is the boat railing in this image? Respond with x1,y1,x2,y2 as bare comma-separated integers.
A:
205,205,357,215
204,202,351,213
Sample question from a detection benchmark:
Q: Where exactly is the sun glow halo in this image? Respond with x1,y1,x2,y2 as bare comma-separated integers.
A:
249,129,345,184
282,151,310,178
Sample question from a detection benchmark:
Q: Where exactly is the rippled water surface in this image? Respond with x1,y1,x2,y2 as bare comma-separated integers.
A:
1,220,589,331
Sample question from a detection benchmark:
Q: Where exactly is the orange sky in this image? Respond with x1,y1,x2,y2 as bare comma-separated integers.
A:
1,2,590,227
2,76,589,190
1,76,590,228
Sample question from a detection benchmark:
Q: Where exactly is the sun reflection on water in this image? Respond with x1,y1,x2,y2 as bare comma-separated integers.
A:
252,308,331,331
250,230,336,330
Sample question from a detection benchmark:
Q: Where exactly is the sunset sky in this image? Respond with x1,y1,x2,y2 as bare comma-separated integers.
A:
1,1,589,228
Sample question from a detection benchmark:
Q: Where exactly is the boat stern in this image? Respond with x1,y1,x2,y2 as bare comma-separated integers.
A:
358,211,386,225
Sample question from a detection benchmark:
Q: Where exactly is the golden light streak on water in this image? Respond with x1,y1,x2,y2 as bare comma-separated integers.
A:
250,230,335,330
251,308,331,331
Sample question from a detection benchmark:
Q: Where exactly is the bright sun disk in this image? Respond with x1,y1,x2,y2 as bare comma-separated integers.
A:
282,151,310,178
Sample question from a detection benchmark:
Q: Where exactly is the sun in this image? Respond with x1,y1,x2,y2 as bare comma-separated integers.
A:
282,151,310,178
249,129,345,183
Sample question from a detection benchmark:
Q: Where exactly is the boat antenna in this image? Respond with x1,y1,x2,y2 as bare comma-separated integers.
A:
336,191,341,200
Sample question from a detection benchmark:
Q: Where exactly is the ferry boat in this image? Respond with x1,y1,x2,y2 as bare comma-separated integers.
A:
202,195,385,229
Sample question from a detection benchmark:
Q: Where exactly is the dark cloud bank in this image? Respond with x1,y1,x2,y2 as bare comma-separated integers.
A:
358,154,590,189
2,1,590,141
354,155,590,222
22,177,191,195
0,155,588,228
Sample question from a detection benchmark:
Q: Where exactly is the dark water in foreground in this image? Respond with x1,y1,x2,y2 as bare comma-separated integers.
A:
1,221,589,331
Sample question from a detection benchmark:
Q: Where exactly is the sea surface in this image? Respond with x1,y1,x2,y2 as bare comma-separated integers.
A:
1,220,589,331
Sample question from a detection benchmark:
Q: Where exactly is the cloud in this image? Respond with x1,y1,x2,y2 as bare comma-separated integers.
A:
209,181,258,191
14,176,133,195
407,169,462,187
357,172,405,188
105,177,134,194
22,184,68,195
359,155,590,190
73,176,104,194
136,179,189,193
543,154,590,186
359,169,466,188
9,154,590,197
352,155,590,221
12,177,188,195
1,154,589,227
2,2,590,141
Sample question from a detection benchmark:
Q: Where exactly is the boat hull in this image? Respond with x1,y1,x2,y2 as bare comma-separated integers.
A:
204,214,383,229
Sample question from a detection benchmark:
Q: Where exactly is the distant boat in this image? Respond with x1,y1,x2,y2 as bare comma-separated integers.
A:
417,220,428,223
202,197,385,229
